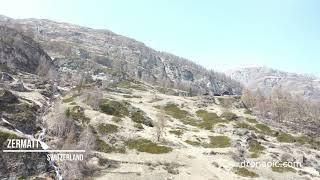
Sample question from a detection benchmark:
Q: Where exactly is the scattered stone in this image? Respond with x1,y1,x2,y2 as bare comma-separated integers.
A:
280,153,295,162
0,72,14,81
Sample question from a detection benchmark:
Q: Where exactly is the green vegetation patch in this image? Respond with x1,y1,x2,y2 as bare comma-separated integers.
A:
130,110,153,127
96,138,125,153
0,130,18,148
123,95,142,98
180,117,199,127
98,123,119,134
163,103,190,120
131,111,145,123
99,99,129,117
271,162,297,173
196,110,228,130
220,111,237,120
66,106,90,124
111,116,122,123
185,140,201,146
234,167,259,178
248,140,265,158
114,80,147,91
235,122,258,131
126,138,172,154
289,134,320,148
169,129,184,137
255,123,275,136
276,132,295,143
205,136,231,148
246,118,258,124
295,135,312,145
134,123,144,130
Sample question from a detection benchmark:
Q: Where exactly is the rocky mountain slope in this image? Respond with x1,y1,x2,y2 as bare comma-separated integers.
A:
0,15,242,96
0,15,319,180
226,66,320,99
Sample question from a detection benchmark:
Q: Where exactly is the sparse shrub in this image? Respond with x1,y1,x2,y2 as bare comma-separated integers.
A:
131,110,154,127
99,99,129,117
69,106,90,124
163,162,180,175
255,124,274,135
96,139,114,153
196,110,227,130
111,116,122,123
185,140,201,146
248,140,265,158
98,123,119,134
126,138,172,154
0,130,18,147
131,111,145,123
163,103,189,119
134,123,144,130
181,117,199,126
114,80,147,91
235,122,258,131
123,95,142,98
276,132,295,143
169,129,183,137
234,167,259,177
95,138,125,153
220,111,237,120
271,162,296,173
65,108,71,118
246,118,258,124
205,136,231,148
295,135,312,145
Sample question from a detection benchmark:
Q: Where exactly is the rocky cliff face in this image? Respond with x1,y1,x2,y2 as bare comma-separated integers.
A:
0,15,242,95
0,24,57,179
0,26,56,77
226,66,320,99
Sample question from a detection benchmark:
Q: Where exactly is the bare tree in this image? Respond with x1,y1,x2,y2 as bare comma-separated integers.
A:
84,88,103,110
241,88,256,108
45,102,75,138
241,87,320,135
155,109,167,142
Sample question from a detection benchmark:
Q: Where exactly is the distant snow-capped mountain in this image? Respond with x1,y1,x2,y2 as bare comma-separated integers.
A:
226,66,320,99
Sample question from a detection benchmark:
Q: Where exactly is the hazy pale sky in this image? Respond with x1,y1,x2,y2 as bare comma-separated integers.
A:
0,0,319,75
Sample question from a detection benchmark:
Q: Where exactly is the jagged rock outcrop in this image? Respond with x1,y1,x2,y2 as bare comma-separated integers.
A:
0,88,18,105
226,66,320,99
0,152,52,179
0,25,56,78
